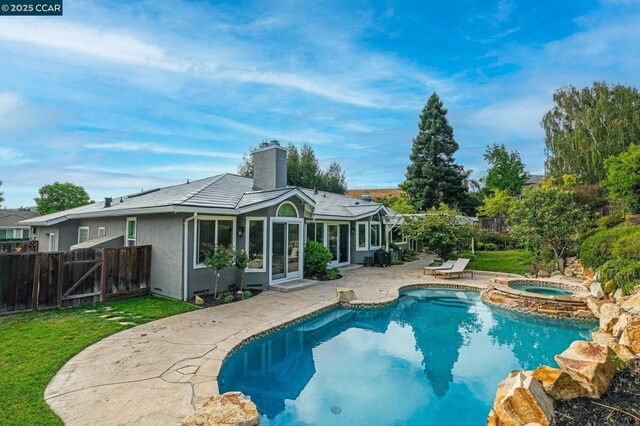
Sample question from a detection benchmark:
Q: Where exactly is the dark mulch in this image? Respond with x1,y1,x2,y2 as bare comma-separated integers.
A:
192,289,261,308
554,361,640,426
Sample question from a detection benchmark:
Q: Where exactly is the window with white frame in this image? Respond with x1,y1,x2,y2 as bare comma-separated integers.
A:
246,218,266,271
276,202,298,217
370,221,381,248
195,217,235,265
356,221,368,251
306,222,325,244
77,226,90,244
98,227,106,237
21,229,29,239
126,218,137,246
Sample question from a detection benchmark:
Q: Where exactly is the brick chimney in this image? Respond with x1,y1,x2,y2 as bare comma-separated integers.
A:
252,140,287,190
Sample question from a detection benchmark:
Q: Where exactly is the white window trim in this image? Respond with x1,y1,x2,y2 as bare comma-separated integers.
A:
355,221,369,251
306,221,326,246
370,221,382,250
245,217,267,273
326,221,351,265
77,226,90,244
126,217,137,247
47,232,57,251
193,215,237,269
391,227,407,244
97,226,106,237
276,201,299,218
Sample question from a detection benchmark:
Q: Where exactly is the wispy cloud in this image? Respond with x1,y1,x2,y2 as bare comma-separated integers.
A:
85,142,243,159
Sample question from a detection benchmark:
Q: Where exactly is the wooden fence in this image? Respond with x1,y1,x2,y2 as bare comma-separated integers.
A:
478,217,508,234
0,245,151,315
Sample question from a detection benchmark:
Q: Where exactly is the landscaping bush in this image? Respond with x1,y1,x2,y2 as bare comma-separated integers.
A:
579,226,640,269
402,249,419,262
597,213,625,230
476,230,514,249
611,233,640,262
600,258,640,295
477,242,498,251
304,241,333,279
242,290,252,299
327,268,340,280
223,294,234,303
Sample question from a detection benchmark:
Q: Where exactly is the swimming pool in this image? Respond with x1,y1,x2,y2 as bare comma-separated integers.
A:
509,282,575,297
218,289,594,425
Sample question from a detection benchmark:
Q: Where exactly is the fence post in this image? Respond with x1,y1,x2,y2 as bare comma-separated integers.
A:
32,254,40,311
57,252,64,308
100,248,108,301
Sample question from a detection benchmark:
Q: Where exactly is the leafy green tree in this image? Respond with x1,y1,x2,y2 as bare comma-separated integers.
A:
233,248,249,291
390,193,416,214
508,186,588,270
0,180,4,206
321,161,347,194
34,182,91,215
482,144,528,196
542,82,640,184
238,143,347,194
477,189,516,217
401,204,475,261
404,93,469,211
604,144,640,213
204,247,232,298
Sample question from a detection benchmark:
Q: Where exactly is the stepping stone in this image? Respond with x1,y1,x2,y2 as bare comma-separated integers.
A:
107,316,125,321
84,310,97,313
99,315,111,318
118,322,137,326
103,307,114,311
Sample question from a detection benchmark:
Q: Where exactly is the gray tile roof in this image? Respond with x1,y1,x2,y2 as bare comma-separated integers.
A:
0,209,39,227
21,174,387,226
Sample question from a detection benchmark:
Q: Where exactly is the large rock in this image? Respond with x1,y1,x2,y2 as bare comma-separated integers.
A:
181,392,259,426
336,287,356,303
586,298,601,318
563,267,574,278
537,270,551,278
621,291,640,315
599,303,624,333
554,341,616,398
589,282,604,299
619,319,640,354
531,366,589,400
612,312,632,338
613,289,624,303
591,331,636,365
488,371,554,426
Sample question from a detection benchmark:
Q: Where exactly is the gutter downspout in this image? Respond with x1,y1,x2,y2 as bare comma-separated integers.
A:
183,213,198,301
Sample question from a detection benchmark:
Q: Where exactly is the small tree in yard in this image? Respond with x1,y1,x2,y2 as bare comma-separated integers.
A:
508,186,588,271
204,247,232,298
401,204,475,261
477,189,516,217
35,182,91,214
604,144,640,214
233,248,249,291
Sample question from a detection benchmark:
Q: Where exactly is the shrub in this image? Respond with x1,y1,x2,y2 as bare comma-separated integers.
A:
600,258,640,295
402,249,419,262
476,230,514,249
242,290,252,299
580,226,640,269
597,213,625,230
477,242,498,251
327,268,340,280
223,294,234,303
304,241,332,279
612,233,640,262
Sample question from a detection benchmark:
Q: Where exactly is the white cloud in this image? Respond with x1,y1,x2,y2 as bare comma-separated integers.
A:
0,147,35,165
85,142,243,159
0,20,186,71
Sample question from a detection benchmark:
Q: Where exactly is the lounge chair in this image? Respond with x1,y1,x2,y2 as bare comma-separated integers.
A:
423,259,456,275
433,258,474,279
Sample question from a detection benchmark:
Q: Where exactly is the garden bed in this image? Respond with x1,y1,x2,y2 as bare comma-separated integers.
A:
555,360,640,426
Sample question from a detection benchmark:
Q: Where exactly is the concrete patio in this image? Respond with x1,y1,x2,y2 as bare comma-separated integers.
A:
44,257,502,425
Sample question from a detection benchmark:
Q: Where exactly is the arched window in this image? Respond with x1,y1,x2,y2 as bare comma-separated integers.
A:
277,202,299,217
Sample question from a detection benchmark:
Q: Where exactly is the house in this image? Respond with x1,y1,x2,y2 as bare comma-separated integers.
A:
21,142,405,300
346,188,405,201
0,209,39,252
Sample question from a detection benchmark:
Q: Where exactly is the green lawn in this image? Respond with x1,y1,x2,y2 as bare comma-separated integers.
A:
465,250,535,275
0,296,198,426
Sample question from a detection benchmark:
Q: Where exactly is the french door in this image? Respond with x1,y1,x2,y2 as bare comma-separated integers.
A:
271,219,303,282
327,223,350,266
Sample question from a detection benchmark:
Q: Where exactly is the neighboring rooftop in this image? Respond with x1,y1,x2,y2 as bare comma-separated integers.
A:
0,209,40,227
346,189,404,199
525,174,545,185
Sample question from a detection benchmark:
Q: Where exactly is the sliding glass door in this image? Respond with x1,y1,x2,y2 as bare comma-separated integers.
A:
271,219,303,282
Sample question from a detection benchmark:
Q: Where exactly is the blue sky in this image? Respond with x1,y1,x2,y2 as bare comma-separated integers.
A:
1,0,640,207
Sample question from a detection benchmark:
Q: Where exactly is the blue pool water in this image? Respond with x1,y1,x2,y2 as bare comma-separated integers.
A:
218,289,594,425
510,283,575,296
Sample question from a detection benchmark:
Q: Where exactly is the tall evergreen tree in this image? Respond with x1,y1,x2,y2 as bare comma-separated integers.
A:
0,179,4,206
404,93,468,211
286,144,302,186
298,144,321,189
321,162,347,194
